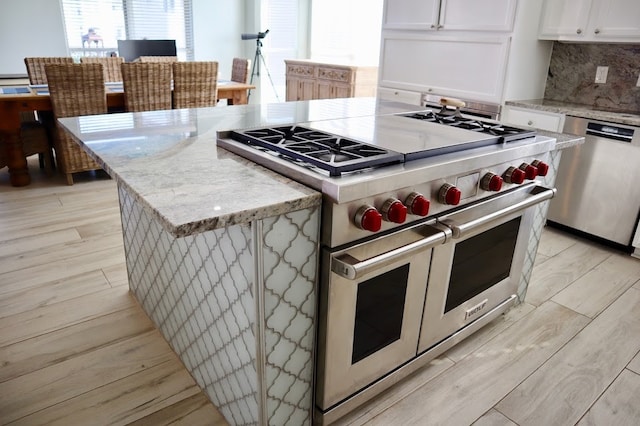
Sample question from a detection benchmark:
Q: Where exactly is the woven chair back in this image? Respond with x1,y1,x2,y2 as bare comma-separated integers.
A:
172,61,218,109
24,57,73,85
80,56,124,82
121,62,173,112
44,63,107,183
137,56,178,63
231,58,250,83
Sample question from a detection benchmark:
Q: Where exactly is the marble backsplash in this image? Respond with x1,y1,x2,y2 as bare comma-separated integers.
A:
544,43,640,113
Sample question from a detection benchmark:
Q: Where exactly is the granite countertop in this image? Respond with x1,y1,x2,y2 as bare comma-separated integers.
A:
58,98,422,237
506,99,640,127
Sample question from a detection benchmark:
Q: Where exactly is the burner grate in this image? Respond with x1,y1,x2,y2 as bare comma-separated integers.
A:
400,111,536,143
230,125,403,176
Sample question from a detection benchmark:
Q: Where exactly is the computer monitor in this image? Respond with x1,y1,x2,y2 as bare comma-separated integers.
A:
116,39,177,62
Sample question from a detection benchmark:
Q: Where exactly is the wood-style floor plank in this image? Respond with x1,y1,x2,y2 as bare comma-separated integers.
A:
551,252,640,318
103,263,130,287
472,409,517,426
128,392,228,426
0,306,153,384
0,227,81,259
363,302,590,426
496,287,640,426
0,329,178,423
525,239,611,306
0,286,132,347
536,225,578,257
10,360,204,426
576,369,640,426
628,352,640,375
0,269,110,319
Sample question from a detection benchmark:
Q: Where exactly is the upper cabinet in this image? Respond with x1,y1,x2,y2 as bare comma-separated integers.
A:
383,0,517,32
539,0,640,42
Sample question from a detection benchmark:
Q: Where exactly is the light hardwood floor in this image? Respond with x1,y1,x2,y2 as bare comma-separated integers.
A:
1,158,639,425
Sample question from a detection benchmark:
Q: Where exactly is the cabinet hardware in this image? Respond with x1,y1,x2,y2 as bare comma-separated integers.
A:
576,28,582,34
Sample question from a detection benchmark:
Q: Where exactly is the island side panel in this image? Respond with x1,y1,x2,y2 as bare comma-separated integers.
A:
118,185,259,425
517,149,562,302
260,209,320,426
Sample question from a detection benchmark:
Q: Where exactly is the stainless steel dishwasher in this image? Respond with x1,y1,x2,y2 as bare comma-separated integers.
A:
547,115,640,250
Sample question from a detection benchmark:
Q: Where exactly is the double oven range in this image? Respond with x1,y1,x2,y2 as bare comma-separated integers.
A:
218,102,556,424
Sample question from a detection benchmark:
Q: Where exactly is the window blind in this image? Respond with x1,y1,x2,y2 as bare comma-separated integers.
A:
60,0,193,60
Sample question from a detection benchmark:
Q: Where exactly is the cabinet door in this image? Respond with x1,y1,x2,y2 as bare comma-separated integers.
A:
538,0,593,39
331,83,353,99
383,0,441,30
439,0,517,32
588,0,640,39
316,80,333,100
501,106,565,132
379,33,510,104
286,76,316,101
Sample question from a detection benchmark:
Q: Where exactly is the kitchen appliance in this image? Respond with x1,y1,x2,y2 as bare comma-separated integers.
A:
547,116,640,251
217,102,556,424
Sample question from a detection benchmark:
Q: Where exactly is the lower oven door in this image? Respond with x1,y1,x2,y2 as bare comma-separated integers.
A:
418,183,556,353
316,221,448,411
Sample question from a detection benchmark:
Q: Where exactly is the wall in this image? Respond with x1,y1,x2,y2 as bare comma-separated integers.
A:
0,0,69,77
544,43,640,113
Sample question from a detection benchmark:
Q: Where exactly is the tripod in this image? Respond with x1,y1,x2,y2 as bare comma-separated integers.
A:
249,39,280,101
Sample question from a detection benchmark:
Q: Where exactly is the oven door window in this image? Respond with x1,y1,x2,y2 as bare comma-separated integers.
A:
445,217,521,313
352,264,410,364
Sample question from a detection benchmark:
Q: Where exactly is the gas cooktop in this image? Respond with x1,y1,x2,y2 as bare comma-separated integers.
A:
226,111,537,177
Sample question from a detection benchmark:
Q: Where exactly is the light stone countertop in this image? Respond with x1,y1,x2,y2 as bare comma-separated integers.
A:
506,99,640,127
58,98,424,237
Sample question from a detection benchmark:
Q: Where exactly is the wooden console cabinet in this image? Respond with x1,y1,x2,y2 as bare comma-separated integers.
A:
285,59,378,101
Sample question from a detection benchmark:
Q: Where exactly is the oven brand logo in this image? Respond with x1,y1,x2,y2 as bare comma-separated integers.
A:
465,299,488,320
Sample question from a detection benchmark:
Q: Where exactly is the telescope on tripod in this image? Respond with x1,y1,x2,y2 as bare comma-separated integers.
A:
240,29,280,101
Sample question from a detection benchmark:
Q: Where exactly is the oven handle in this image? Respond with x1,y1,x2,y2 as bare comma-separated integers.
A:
331,223,450,280
439,185,556,239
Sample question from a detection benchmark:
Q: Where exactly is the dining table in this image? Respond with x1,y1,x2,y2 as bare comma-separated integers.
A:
0,80,255,186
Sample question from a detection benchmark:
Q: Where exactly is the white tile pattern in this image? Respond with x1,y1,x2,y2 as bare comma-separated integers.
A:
118,185,319,425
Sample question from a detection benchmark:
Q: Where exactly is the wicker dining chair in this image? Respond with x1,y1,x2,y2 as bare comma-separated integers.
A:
231,57,251,83
24,57,74,85
22,57,73,175
80,56,124,82
137,56,178,63
172,61,218,109
45,63,107,185
121,62,172,112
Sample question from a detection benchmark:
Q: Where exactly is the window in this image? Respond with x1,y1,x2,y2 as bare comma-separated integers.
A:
60,0,193,61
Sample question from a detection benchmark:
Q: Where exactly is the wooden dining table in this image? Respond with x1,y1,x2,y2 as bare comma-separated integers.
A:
0,81,255,186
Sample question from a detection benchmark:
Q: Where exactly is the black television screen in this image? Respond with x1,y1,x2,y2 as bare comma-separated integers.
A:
117,39,177,62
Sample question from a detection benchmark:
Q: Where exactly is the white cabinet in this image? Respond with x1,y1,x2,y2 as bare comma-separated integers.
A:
383,0,516,32
501,106,565,132
377,87,423,105
539,0,640,42
379,33,511,104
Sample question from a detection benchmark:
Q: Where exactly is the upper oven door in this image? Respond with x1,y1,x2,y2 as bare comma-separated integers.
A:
316,221,448,411
418,183,556,353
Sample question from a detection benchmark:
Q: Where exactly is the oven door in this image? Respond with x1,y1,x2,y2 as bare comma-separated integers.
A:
316,221,448,411
418,183,556,353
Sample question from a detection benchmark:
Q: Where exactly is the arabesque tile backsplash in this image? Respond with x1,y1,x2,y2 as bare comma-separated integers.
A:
544,43,640,113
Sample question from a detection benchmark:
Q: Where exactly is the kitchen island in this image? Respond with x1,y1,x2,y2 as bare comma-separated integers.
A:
59,98,582,425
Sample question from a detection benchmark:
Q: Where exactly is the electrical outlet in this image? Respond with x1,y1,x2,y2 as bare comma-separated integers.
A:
595,66,608,84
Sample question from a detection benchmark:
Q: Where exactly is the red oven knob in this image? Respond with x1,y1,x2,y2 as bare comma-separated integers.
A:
531,160,549,176
381,198,408,223
354,205,382,232
439,184,461,205
405,192,430,216
504,166,525,184
480,173,503,192
519,163,538,180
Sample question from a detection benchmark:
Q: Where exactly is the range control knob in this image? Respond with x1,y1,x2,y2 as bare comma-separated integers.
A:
480,173,504,192
405,192,430,217
354,205,382,232
519,163,538,180
504,166,526,184
531,160,549,176
439,184,461,205
381,198,408,223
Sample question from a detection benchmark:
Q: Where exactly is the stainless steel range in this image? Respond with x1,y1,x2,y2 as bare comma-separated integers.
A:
217,101,556,424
